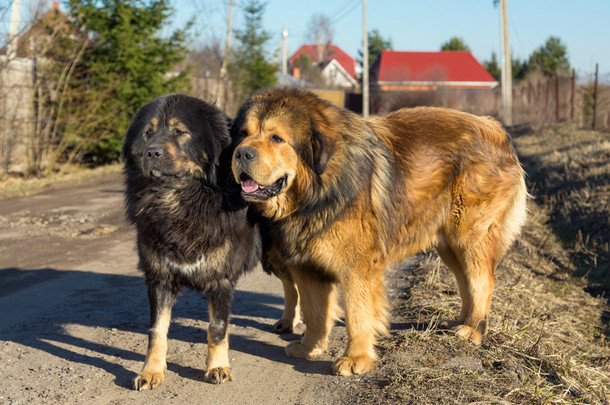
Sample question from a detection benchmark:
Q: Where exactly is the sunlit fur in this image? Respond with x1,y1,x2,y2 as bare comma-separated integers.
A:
231,88,528,376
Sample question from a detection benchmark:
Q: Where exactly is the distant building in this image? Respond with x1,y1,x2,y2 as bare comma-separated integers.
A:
0,1,67,59
289,43,360,90
371,50,498,91
0,1,68,174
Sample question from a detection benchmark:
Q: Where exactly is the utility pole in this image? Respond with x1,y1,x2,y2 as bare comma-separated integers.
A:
570,69,575,122
282,26,288,75
499,0,512,126
592,63,598,130
217,0,234,110
7,0,23,60
555,74,560,122
362,0,369,117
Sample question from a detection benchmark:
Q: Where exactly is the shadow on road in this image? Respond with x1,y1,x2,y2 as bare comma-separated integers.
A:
0,267,332,389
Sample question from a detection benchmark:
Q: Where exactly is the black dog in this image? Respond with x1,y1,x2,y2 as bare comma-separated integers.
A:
122,94,261,389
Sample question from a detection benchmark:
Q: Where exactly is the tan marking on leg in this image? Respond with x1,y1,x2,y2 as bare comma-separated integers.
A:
134,306,172,391
204,301,233,384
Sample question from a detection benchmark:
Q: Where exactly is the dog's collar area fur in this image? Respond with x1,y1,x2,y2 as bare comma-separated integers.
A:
239,173,287,200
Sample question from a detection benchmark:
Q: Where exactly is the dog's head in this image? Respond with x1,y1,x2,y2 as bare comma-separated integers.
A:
123,94,230,182
231,88,338,218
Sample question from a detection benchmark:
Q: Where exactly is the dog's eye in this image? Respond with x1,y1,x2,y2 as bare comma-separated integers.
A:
144,128,153,136
241,130,248,138
174,128,187,136
270,134,284,143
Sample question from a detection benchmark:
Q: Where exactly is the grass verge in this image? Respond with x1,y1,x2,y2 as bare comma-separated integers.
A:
0,163,122,200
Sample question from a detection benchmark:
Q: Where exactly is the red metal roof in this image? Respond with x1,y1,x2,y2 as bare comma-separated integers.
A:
290,44,358,79
374,51,497,87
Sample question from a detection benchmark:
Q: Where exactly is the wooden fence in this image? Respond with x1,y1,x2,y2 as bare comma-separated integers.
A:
366,72,609,131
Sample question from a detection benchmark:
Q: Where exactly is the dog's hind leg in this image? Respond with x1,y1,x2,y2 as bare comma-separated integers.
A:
440,174,527,344
204,282,234,384
134,281,178,391
435,224,497,345
436,237,470,330
453,252,495,345
285,266,338,360
274,274,302,334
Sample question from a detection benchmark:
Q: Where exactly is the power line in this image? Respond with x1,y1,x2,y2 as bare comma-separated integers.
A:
330,0,360,25
329,0,358,21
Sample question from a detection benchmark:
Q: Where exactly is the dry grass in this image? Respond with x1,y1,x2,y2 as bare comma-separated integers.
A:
514,124,610,297
341,124,610,404
0,163,122,200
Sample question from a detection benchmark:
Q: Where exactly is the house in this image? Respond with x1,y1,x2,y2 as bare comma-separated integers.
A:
1,1,67,59
371,50,498,91
0,1,68,174
289,43,360,90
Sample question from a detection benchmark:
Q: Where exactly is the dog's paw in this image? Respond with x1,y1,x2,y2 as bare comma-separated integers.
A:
273,319,295,334
204,366,233,384
452,324,483,345
285,341,324,359
332,355,375,376
439,319,463,329
133,369,165,391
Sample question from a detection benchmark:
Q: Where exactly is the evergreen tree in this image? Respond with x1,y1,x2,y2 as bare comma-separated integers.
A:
358,29,393,67
67,0,193,162
228,0,277,106
529,36,570,77
440,36,471,52
483,52,501,80
483,52,529,81
512,57,529,81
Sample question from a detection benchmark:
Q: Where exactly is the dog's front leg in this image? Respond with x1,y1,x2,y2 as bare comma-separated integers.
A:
285,266,338,360
333,256,388,376
134,281,177,390
204,283,234,384
273,273,302,333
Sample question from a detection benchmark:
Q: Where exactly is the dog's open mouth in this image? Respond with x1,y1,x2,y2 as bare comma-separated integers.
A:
239,173,286,200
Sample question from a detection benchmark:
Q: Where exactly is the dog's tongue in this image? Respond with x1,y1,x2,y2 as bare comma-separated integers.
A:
241,178,260,193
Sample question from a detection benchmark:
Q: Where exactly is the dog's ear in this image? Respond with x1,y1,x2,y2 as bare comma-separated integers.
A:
310,121,336,176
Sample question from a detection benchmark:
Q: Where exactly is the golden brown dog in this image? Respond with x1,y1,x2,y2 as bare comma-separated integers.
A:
231,88,527,376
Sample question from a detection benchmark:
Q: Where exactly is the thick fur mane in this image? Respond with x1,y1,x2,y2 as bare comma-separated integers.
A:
259,89,395,256
125,175,230,264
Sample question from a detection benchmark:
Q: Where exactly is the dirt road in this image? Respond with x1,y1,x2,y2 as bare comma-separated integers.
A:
0,171,355,404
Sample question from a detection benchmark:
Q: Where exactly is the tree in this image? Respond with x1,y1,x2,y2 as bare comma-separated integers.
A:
511,57,529,81
307,13,333,47
358,29,393,67
529,36,570,77
293,53,325,87
306,13,334,66
67,0,193,163
228,0,277,106
440,36,471,51
483,52,501,80
483,52,529,81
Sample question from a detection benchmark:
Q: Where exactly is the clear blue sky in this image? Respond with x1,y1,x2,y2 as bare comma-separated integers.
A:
2,1,608,80
176,0,610,81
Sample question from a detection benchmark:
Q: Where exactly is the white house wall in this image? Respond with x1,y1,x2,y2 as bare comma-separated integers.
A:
0,56,34,173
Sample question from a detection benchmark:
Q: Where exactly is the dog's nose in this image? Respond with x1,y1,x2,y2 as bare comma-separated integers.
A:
235,146,256,162
145,146,163,159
